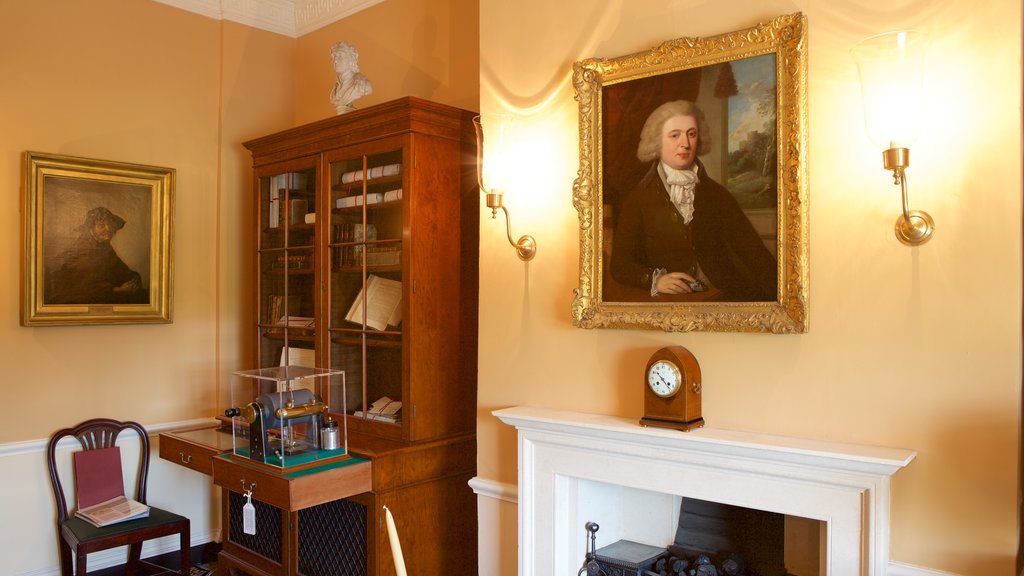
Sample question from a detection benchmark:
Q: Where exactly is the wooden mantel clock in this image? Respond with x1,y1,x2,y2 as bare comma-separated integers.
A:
640,346,704,431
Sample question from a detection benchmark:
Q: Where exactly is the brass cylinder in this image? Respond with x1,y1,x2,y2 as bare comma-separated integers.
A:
276,401,327,421
224,403,260,423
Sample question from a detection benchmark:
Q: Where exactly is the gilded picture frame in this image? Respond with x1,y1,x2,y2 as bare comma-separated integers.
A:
21,152,174,326
571,13,808,333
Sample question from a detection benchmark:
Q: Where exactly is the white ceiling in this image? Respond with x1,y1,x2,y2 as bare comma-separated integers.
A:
153,0,386,37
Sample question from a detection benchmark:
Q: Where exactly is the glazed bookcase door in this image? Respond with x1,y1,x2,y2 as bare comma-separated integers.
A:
257,163,319,372
327,138,407,440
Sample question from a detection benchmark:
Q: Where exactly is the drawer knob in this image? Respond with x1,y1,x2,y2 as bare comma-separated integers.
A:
179,452,193,464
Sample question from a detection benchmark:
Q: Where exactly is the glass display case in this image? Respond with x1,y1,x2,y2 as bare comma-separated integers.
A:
225,366,347,471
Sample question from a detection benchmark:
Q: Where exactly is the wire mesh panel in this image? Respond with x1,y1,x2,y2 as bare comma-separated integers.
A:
298,498,367,576
228,491,282,563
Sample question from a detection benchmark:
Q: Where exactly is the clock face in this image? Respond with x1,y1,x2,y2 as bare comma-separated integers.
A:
647,360,683,398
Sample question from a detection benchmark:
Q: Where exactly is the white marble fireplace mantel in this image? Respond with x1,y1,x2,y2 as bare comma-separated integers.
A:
495,405,916,576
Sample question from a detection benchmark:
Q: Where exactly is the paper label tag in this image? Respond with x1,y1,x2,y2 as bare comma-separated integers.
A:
243,494,256,535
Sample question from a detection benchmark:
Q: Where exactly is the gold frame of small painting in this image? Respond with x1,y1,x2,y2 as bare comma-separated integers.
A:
22,151,174,326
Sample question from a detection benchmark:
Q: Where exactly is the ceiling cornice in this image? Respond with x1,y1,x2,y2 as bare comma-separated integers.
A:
152,0,386,38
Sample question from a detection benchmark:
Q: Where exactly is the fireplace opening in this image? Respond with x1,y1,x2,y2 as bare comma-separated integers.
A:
670,497,786,576
576,480,822,576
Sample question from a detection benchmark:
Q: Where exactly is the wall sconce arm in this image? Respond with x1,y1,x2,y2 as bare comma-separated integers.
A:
486,192,537,261
882,147,934,246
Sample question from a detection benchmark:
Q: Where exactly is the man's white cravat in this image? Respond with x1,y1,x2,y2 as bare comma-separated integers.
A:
662,163,699,224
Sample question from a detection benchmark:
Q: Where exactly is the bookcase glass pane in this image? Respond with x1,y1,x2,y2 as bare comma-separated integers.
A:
328,147,405,428
260,170,316,248
362,339,402,425
259,167,317,371
331,339,363,415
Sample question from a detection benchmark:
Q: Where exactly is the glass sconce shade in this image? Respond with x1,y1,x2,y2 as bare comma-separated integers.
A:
851,30,933,246
851,31,927,150
473,113,517,195
472,114,537,261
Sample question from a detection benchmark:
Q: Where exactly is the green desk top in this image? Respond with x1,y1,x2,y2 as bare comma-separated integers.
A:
215,450,369,479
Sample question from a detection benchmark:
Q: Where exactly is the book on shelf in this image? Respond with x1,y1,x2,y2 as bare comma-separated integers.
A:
72,446,150,527
335,189,402,209
345,275,402,331
267,294,301,325
333,223,377,243
271,253,312,269
340,163,402,185
353,411,400,424
269,185,281,229
76,495,150,528
269,172,308,228
280,346,316,368
364,245,401,266
289,198,308,225
355,396,402,423
277,316,315,327
336,195,362,209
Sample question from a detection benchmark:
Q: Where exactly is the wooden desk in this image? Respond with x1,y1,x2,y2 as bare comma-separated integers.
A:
159,426,477,576
213,453,372,576
159,424,234,476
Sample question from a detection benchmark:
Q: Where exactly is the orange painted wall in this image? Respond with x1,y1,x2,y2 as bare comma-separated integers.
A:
0,1,293,570
474,1,1021,574
292,0,480,123
1,0,1018,574
0,0,480,572
0,0,292,441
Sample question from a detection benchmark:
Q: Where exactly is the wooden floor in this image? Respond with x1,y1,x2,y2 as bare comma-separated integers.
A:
87,542,220,576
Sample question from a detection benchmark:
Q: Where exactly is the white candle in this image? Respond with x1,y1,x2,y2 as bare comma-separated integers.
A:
383,505,408,576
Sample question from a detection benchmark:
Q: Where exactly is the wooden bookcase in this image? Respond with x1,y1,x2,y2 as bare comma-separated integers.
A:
217,96,479,576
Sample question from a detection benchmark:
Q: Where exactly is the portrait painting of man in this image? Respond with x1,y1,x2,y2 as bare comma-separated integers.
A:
572,13,807,333
41,176,152,306
600,54,779,304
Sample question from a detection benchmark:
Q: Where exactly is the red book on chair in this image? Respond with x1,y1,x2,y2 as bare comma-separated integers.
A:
73,446,125,509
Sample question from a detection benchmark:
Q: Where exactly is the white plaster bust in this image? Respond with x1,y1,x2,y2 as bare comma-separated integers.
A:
330,41,372,114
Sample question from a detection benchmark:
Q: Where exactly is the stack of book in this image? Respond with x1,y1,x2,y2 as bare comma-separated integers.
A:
73,447,150,527
339,163,402,185
354,396,402,424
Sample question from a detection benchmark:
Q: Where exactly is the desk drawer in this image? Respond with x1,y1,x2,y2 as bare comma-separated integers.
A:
159,429,226,476
212,455,372,512
213,457,292,510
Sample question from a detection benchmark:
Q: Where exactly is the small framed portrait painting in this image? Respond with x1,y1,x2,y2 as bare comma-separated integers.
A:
22,152,174,326
571,13,808,333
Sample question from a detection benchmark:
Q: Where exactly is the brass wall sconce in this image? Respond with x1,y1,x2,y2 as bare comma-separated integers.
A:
852,30,934,246
472,114,537,261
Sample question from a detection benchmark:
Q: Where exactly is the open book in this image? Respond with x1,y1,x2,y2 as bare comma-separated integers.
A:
345,275,402,331
76,495,150,527
73,446,149,527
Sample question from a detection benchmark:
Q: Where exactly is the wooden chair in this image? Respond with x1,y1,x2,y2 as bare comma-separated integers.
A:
46,418,190,575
